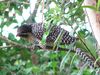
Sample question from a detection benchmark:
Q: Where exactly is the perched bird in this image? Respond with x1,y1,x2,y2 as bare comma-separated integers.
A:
17,22,99,68
17,23,44,43
17,23,76,46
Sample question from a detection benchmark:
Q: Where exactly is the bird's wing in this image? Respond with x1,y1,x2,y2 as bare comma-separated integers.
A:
31,23,44,40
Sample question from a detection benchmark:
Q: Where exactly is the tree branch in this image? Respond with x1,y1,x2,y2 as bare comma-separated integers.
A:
0,45,14,48
83,0,100,46
0,0,30,4
26,0,42,23
0,35,75,53
0,36,100,67
0,35,28,49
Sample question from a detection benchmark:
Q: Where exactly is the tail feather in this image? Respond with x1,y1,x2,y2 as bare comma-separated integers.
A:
76,48,95,68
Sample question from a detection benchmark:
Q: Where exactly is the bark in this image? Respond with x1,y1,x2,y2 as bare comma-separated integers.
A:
83,0,100,46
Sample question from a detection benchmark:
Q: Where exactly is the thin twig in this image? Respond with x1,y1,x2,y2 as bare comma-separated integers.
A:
0,35,28,49
26,0,42,23
0,35,74,52
0,45,14,48
0,0,30,4
42,0,44,25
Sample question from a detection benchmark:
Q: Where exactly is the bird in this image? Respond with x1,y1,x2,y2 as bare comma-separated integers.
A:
17,23,76,46
17,22,99,68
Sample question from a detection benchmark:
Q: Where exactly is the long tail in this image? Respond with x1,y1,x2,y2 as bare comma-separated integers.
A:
76,48,95,68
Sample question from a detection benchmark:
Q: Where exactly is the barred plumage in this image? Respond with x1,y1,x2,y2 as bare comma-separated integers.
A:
17,23,76,45
76,48,94,68
46,26,76,44
31,22,45,40
17,22,97,68
29,23,76,45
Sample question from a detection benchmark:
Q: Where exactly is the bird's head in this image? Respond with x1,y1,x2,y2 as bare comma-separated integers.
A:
17,24,32,37
17,24,34,42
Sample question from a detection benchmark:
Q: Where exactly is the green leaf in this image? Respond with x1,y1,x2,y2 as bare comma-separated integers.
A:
85,37,97,58
82,6,97,11
60,50,71,71
24,67,32,74
32,66,40,73
4,11,9,18
8,33,15,41
15,10,22,15
24,4,29,9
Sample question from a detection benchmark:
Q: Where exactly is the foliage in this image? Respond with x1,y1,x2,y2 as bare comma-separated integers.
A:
0,0,99,75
